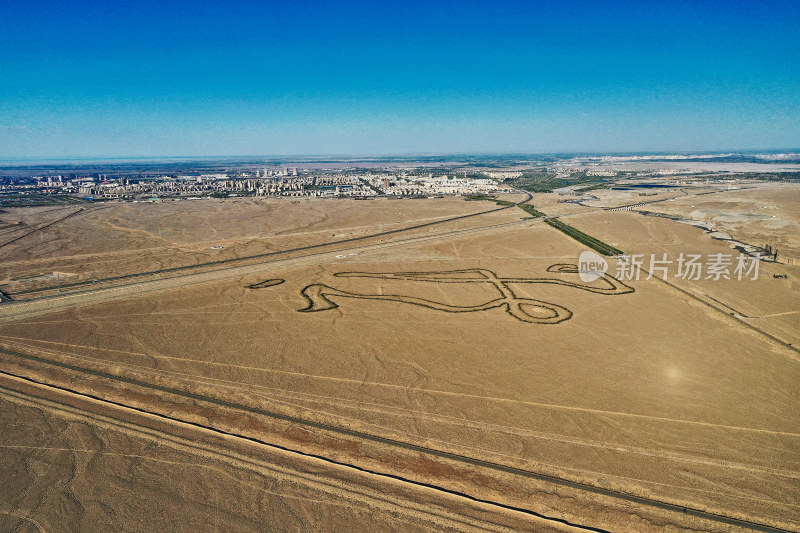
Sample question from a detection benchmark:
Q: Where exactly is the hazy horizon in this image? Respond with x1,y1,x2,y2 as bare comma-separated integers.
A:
3,148,800,163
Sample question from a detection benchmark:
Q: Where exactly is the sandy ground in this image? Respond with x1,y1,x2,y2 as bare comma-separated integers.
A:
636,183,800,259
0,196,523,294
1,376,564,533
0,193,798,532
564,207,800,347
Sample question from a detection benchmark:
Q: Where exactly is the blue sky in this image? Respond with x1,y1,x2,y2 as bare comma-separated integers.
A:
1,0,799,157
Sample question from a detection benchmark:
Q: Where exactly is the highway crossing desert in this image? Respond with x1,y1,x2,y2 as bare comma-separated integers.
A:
1,184,799,532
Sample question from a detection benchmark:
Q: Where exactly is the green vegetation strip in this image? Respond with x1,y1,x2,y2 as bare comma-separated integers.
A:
463,194,514,206
463,194,496,201
515,202,620,255
517,204,546,217
544,218,623,256
509,171,608,193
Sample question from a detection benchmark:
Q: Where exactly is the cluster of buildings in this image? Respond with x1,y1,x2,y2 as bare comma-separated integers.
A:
483,170,524,180
3,168,504,202
374,173,499,196
547,166,709,178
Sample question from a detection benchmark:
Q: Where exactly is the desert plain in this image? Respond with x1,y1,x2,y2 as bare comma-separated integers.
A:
0,183,798,532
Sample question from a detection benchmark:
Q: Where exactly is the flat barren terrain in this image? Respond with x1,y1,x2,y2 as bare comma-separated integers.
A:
0,195,521,295
0,189,798,532
637,183,800,259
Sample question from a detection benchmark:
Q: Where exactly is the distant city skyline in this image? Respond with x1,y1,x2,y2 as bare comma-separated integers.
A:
2,0,799,157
